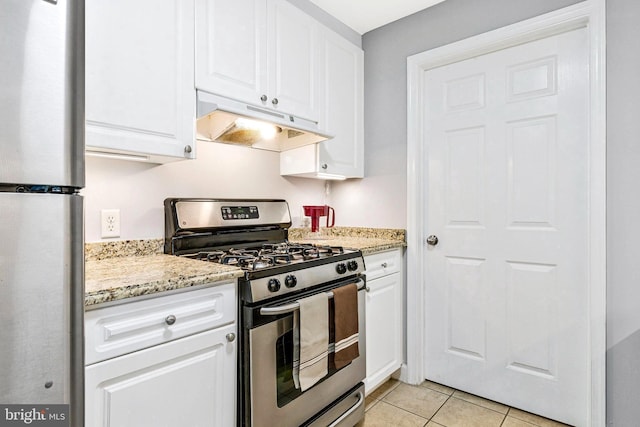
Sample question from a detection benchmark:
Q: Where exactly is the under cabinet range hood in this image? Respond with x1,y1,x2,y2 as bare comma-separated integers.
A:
196,91,331,152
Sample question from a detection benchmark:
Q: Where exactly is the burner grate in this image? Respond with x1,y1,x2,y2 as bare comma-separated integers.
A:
180,242,347,271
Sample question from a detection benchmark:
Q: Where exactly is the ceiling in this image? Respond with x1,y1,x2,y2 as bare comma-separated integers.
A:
309,0,447,34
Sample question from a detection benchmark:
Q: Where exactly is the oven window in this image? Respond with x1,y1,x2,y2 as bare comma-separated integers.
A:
275,328,341,407
276,328,301,407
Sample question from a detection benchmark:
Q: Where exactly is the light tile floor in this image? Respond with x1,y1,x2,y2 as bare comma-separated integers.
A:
357,379,572,427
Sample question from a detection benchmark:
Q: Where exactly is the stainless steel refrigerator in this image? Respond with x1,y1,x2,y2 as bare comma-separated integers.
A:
0,0,85,425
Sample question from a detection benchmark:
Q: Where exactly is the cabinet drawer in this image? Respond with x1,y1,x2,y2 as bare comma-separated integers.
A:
364,249,402,280
85,282,236,365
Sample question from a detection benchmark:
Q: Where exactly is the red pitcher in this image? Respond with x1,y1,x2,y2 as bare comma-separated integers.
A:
302,205,335,233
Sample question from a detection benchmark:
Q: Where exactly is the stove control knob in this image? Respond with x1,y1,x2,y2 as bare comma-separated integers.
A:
336,263,347,275
268,278,281,293
285,275,298,288
347,260,359,271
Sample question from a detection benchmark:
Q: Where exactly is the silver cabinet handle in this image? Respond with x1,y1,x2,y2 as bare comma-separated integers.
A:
226,333,236,342
426,235,439,246
260,94,267,102
165,315,177,326
381,262,388,268
365,286,371,292
184,145,192,154
321,163,328,170
272,98,279,105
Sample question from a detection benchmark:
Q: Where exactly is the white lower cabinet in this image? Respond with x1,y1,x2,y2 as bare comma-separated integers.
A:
364,249,404,394
85,325,236,427
85,284,236,427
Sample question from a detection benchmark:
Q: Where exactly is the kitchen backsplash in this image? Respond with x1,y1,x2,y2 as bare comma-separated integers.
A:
83,140,327,242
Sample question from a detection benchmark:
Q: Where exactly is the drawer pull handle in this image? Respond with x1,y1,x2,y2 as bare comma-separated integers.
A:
226,333,236,342
381,262,388,268
365,286,371,293
165,315,177,326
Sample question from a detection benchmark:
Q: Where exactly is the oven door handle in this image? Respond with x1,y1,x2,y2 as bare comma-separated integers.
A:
327,390,364,427
259,279,364,316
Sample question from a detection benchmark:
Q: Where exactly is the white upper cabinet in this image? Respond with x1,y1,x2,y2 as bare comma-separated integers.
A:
85,0,196,163
266,0,321,121
195,0,320,122
280,27,364,179
195,0,267,104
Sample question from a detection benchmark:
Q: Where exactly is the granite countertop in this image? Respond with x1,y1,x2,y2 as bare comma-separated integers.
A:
84,228,405,307
288,227,406,255
84,240,244,308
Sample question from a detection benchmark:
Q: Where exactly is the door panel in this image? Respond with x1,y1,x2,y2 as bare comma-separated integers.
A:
446,256,487,360
424,27,589,426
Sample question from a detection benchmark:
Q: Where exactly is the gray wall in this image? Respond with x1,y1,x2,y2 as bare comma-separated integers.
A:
333,0,640,424
606,1,640,425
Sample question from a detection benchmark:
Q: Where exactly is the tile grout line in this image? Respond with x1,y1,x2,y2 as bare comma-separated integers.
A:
428,393,452,424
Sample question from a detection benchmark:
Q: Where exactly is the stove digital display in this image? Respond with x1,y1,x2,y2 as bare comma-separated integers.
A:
221,206,259,220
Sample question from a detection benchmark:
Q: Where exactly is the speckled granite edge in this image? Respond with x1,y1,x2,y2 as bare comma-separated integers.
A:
288,227,405,241
85,239,164,261
85,269,243,307
85,255,244,307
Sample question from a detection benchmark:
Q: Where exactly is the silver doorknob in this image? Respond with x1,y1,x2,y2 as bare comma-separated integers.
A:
260,94,268,102
272,98,279,106
426,235,439,246
226,333,236,342
165,315,177,325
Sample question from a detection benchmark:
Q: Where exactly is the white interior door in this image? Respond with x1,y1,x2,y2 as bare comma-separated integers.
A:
424,27,589,426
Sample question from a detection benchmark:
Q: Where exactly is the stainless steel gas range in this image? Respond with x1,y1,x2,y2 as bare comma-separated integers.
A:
164,199,366,427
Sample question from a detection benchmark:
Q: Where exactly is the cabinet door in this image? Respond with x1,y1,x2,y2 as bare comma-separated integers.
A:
279,30,363,179
267,0,320,121
85,0,195,162
195,0,267,105
365,273,403,394
318,29,364,178
85,325,236,427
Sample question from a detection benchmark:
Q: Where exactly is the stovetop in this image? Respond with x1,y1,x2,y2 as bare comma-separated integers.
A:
164,198,365,303
181,242,349,272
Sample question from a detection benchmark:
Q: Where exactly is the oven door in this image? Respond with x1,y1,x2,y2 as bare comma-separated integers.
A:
246,278,366,427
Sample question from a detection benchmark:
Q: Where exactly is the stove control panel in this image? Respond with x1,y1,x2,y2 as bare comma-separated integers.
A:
248,256,365,302
221,205,259,220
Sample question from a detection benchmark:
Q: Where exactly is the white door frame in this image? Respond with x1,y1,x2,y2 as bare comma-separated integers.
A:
405,1,606,425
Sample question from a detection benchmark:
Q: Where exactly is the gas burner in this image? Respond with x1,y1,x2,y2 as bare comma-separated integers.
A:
259,242,345,261
183,251,226,262
212,248,294,271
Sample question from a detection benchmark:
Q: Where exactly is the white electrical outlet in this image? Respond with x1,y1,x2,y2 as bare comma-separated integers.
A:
101,209,121,238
